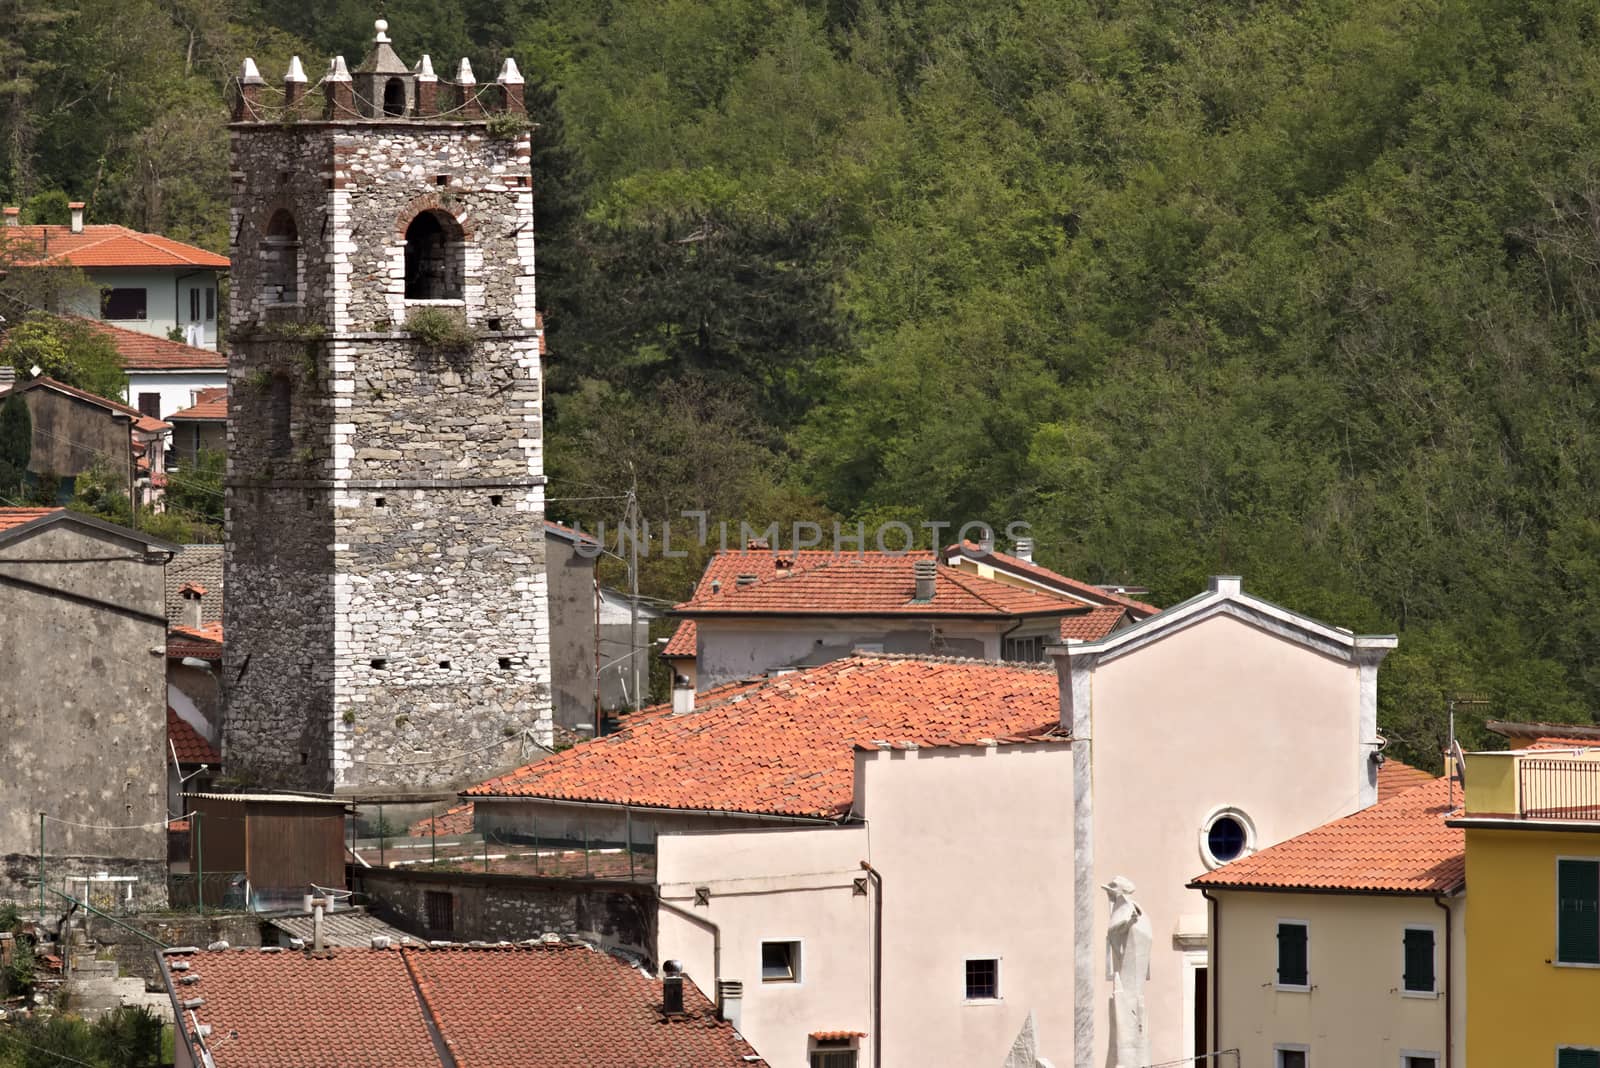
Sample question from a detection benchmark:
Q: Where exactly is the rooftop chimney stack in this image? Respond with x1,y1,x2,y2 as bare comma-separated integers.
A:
661,961,685,1015
496,57,525,113
311,899,326,952
913,559,937,602
716,979,744,1028
325,56,355,119
182,587,203,630
1013,537,1034,563
234,58,266,122
414,55,438,116
2,207,16,227
284,56,307,108
1208,575,1242,597
672,673,695,716
456,58,480,117
68,202,84,234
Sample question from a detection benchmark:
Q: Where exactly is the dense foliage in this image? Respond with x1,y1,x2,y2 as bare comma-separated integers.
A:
12,0,1600,762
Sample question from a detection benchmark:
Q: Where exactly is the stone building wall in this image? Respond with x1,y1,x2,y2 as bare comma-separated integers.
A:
223,68,550,794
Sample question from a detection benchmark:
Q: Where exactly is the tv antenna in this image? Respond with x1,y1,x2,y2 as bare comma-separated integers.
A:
1447,693,1491,810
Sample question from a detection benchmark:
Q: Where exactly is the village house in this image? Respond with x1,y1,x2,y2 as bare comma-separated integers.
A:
665,545,1119,692
79,319,228,422
1192,775,1465,1068
0,507,175,909
445,575,1395,1068
165,387,226,468
0,204,227,350
161,939,767,1068
0,374,169,508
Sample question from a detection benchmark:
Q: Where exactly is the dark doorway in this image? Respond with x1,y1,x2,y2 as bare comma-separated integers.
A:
1194,965,1209,1059
382,77,406,117
403,210,464,300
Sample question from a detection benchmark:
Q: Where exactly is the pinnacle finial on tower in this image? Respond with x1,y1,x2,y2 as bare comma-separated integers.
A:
415,55,436,81
328,55,352,81
286,56,308,83
240,57,265,85
456,58,476,84
497,58,524,85
374,18,390,43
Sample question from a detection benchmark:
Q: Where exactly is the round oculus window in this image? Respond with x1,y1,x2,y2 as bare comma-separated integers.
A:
1199,807,1256,869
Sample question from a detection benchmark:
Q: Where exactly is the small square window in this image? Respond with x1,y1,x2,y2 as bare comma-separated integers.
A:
964,957,1000,1000
438,659,451,669
760,940,799,982
370,658,387,670
498,657,512,670
1403,1056,1438,1068
374,496,386,508
100,287,147,320
425,890,454,932
1559,1049,1600,1068
489,494,504,506
810,1048,857,1068
1275,1049,1308,1068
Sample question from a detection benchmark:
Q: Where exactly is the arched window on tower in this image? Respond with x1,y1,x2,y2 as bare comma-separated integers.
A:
404,210,464,300
270,374,292,457
383,77,406,117
264,210,300,304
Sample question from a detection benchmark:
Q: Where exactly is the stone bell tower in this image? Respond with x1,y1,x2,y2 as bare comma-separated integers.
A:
221,22,551,794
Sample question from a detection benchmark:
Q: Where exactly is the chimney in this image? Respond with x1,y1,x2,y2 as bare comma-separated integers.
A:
716,979,743,1028
661,960,685,1015
1013,537,1034,563
184,590,203,630
456,58,481,117
311,899,326,952
234,58,266,121
284,56,308,108
325,56,355,119
3,207,18,227
672,673,695,716
496,57,525,114
68,202,84,234
913,559,937,602
1207,575,1242,597
414,55,438,116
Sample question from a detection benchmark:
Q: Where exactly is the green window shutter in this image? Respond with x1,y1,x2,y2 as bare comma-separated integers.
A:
1402,928,1435,992
1558,860,1600,965
1277,923,1307,986
1557,1048,1600,1068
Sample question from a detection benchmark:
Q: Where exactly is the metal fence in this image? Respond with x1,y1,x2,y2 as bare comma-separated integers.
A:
1519,758,1600,819
166,871,249,912
355,824,656,882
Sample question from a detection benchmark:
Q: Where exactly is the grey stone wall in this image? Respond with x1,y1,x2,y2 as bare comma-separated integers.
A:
223,99,550,793
0,521,168,910
353,865,656,964
546,532,597,734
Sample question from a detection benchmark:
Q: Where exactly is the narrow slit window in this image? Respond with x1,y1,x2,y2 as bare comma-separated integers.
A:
761,941,800,983
264,210,300,303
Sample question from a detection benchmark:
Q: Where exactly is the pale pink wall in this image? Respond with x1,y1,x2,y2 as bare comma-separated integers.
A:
859,742,1075,1068
1087,612,1366,1066
657,824,874,1068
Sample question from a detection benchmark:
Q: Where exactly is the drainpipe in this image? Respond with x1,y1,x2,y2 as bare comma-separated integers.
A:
1202,888,1219,1060
860,860,883,1068
657,897,721,997
1434,894,1453,1068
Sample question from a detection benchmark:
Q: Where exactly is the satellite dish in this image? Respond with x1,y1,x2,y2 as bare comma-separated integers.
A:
1451,738,1467,784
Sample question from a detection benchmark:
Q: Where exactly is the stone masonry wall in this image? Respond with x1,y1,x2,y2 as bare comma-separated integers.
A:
224,112,550,795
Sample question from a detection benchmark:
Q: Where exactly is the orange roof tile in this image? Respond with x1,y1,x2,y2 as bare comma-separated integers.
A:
810,1031,866,1041
0,224,228,269
79,319,226,370
169,388,227,421
166,943,767,1068
662,619,697,658
677,550,1089,619
465,654,1064,818
1377,758,1436,800
943,542,1162,615
410,802,475,837
1487,720,1600,748
168,623,223,661
1191,777,1463,894
1060,604,1128,641
168,708,219,765
0,508,63,532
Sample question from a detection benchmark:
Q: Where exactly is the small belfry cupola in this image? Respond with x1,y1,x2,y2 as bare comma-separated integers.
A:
355,19,415,118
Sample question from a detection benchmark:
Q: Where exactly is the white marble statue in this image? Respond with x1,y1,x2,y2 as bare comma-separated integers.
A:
1104,876,1152,1068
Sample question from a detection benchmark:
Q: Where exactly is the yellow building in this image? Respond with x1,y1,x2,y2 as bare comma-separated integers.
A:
1192,775,1465,1068
1456,740,1600,1066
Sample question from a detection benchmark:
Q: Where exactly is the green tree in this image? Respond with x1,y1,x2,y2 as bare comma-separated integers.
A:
0,313,125,398
0,391,30,502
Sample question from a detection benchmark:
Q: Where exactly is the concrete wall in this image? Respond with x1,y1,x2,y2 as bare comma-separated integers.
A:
655,743,1075,1068
546,533,597,734
1213,890,1463,1067
124,372,227,423
74,268,221,351
473,797,814,851
1085,612,1371,1067
223,116,551,793
169,419,226,467
692,616,1062,691
14,385,131,486
0,521,168,910
353,865,654,961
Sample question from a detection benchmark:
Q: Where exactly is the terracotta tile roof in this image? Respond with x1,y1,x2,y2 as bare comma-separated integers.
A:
78,319,226,370
1060,604,1128,641
465,654,1062,818
943,542,1161,615
0,224,228,269
544,518,598,545
166,544,223,626
169,387,227,421
168,623,223,661
1487,719,1600,747
1191,777,1463,894
0,507,63,532
1377,758,1436,800
168,708,219,764
410,802,475,837
662,619,697,658
810,1031,866,1041
10,375,169,432
166,943,767,1068
676,550,1088,619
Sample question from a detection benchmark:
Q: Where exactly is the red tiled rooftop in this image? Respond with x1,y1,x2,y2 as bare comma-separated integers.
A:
1191,777,1463,894
0,224,228,269
410,802,475,837
169,387,227,421
168,622,223,661
0,508,63,533
1060,604,1128,641
465,654,1063,818
166,943,766,1068
662,619,697,658
943,541,1161,616
676,550,1089,618
168,708,219,765
80,319,226,370
1377,758,1435,800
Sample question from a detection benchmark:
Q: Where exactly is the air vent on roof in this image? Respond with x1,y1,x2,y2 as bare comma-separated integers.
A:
736,573,759,587
913,559,937,602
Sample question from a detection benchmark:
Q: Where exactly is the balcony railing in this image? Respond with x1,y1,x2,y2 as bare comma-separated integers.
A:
1518,758,1600,820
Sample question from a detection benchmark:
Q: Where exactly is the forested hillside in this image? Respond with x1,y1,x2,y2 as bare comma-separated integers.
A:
7,0,1600,763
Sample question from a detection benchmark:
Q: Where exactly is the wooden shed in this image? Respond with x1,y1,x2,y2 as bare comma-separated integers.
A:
182,792,350,912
